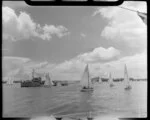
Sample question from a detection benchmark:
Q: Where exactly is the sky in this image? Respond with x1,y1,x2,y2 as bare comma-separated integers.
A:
2,1,147,80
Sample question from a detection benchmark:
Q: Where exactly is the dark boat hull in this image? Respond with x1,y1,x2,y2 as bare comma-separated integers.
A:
21,78,45,87
61,83,68,86
21,82,45,87
80,87,93,92
2,81,7,84
43,85,53,88
125,85,132,90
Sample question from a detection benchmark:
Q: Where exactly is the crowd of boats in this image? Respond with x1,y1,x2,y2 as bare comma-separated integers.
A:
3,64,146,119
3,69,69,87
3,64,146,90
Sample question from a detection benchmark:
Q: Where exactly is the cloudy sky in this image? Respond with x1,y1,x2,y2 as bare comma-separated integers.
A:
2,1,147,80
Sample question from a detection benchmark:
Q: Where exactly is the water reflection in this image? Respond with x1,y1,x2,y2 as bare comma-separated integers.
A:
79,92,93,112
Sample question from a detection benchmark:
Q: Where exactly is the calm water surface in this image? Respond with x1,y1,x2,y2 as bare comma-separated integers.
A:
3,81,147,118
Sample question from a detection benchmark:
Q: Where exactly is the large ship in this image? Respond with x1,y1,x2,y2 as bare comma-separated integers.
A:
21,69,45,87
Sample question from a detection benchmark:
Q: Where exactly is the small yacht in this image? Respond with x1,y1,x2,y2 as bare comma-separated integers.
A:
80,64,93,92
124,64,132,90
109,73,114,87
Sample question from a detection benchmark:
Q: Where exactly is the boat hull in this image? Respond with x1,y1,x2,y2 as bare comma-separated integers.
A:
61,83,68,86
80,88,93,92
21,79,45,87
43,85,53,88
21,83,44,87
125,85,132,90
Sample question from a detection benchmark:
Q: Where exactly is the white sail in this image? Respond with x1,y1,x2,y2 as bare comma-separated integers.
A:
80,64,92,88
109,72,114,87
49,73,54,86
99,76,102,83
124,64,129,86
8,77,13,85
45,73,53,86
109,73,113,84
7,78,10,84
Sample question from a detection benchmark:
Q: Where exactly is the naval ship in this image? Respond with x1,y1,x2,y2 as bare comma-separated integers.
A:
21,69,45,87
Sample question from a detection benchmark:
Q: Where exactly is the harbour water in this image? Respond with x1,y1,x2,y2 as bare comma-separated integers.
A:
3,81,147,118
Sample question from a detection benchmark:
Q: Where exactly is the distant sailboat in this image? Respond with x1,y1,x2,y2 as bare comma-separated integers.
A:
44,73,54,87
99,76,102,83
124,64,132,90
80,64,93,92
87,111,93,120
7,77,13,85
109,73,114,87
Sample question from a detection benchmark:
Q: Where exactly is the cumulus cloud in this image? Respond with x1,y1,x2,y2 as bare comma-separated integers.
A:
3,1,29,9
49,49,147,79
90,2,147,78
2,56,54,79
96,50,147,78
2,6,70,41
93,1,147,50
2,47,121,80
3,56,31,64
50,59,85,80
47,46,120,80
2,49,147,81
2,56,31,78
43,25,70,38
27,61,49,70
77,47,120,63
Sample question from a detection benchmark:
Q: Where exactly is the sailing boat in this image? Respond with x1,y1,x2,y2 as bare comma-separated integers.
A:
44,73,54,87
87,111,93,120
109,73,114,87
124,64,132,90
99,76,102,83
80,64,93,92
7,77,13,85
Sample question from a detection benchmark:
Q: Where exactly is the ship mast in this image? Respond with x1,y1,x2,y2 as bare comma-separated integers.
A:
87,64,90,88
32,69,35,79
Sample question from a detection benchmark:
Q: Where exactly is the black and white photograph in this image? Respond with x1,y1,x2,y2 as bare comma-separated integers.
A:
2,0,147,119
